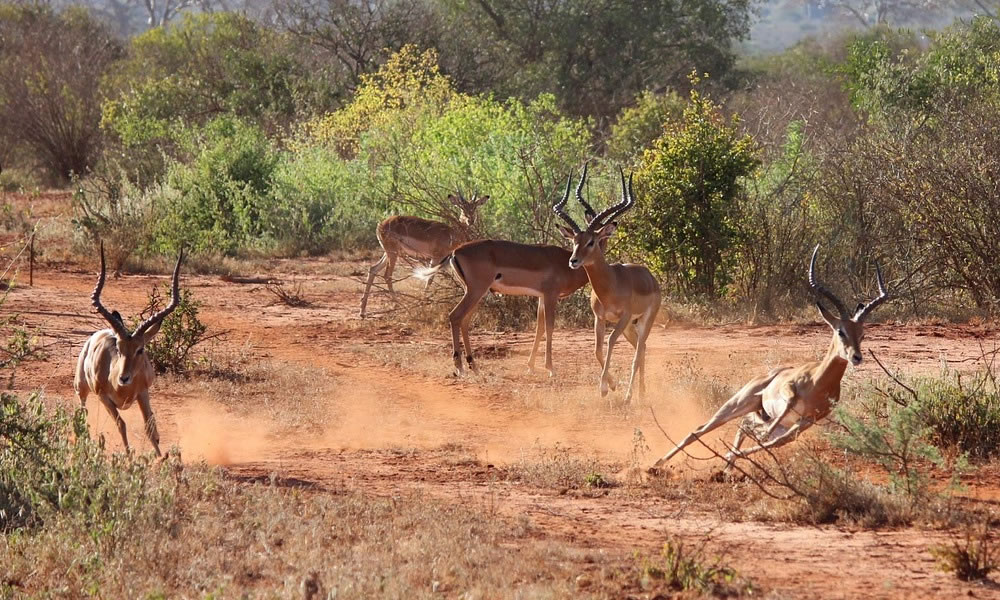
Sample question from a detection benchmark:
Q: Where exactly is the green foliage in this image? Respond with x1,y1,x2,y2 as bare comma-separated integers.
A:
831,402,951,501
102,12,328,151
0,393,172,537
729,120,818,315
155,117,280,254
843,19,1000,122
637,538,753,596
298,47,591,245
606,90,685,165
622,83,759,299
909,369,1000,461
129,284,209,374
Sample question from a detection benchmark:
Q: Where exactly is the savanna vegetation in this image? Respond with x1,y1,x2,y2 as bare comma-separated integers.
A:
3,0,1000,596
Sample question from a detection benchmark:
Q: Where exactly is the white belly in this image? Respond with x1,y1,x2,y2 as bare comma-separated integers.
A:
490,282,542,297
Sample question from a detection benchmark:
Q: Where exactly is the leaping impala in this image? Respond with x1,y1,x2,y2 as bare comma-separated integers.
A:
414,165,606,377
359,191,489,318
651,245,890,473
74,242,184,457
555,168,661,403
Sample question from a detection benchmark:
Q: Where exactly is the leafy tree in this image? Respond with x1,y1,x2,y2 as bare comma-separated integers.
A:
622,81,758,299
455,0,760,125
102,12,331,149
0,4,123,182
606,90,685,165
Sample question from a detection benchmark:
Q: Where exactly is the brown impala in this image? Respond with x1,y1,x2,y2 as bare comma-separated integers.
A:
651,245,890,472
555,168,661,403
74,242,184,457
359,192,489,318
415,165,607,377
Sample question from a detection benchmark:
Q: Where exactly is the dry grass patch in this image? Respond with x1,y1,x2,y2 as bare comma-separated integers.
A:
506,442,621,493
188,346,336,433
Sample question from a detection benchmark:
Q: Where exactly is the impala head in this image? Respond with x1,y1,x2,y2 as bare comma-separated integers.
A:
555,164,634,269
809,244,889,366
449,190,490,230
91,242,184,386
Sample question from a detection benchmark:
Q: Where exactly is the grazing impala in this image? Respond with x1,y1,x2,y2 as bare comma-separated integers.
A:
651,245,890,472
414,166,606,377
555,168,661,403
359,191,489,318
74,243,184,457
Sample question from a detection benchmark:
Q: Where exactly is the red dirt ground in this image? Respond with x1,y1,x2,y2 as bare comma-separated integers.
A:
4,205,1000,597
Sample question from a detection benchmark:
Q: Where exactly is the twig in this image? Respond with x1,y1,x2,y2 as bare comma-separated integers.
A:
869,349,918,407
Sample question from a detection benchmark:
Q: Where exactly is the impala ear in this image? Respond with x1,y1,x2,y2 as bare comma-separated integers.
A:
855,302,865,318
595,222,618,240
558,225,576,240
141,320,163,344
816,302,839,328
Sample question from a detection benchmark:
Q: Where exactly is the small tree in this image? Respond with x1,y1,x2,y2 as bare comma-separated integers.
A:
622,80,758,299
0,4,123,182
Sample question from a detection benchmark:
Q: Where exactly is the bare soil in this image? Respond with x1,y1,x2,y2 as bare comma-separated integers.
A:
6,238,1000,597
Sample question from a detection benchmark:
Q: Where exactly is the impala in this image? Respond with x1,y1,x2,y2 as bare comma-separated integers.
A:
555,168,661,403
74,243,184,457
414,166,606,377
651,245,889,472
359,191,489,318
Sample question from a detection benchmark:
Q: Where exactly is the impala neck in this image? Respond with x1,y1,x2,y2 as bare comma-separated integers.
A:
582,251,618,300
816,333,848,389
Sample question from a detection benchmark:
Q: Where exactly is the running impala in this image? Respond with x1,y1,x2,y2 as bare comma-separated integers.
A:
651,245,890,472
74,243,184,457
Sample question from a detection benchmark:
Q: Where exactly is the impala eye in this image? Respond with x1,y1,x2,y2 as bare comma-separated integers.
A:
838,329,846,338
136,348,144,355
587,240,594,247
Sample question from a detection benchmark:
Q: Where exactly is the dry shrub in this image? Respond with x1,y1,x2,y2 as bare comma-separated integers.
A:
635,537,755,597
507,442,619,492
931,521,997,582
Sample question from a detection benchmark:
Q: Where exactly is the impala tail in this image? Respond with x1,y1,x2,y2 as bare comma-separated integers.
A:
414,255,453,282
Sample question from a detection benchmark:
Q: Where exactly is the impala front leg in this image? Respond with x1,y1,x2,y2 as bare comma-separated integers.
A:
599,314,631,397
527,298,545,373
98,394,130,453
138,391,162,458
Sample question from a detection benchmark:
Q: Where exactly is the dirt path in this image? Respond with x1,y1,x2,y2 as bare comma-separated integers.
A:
7,262,1000,598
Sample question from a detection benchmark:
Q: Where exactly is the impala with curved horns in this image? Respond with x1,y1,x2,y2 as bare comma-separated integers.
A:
359,191,489,318
555,167,661,403
651,244,890,472
74,243,184,457
414,164,605,377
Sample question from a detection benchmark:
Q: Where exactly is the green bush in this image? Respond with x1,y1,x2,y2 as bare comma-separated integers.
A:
155,117,280,254
0,393,171,536
270,148,375,254
128,284,210,374
606,90,685,165
102,12,328,151
622,82,759,299
912,370,1000,461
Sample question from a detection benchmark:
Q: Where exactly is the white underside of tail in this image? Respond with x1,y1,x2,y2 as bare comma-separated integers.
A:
414,256,451,282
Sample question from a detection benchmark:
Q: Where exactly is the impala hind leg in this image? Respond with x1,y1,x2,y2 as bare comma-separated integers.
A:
650,383,768,470
384,251,398,296
360,253,388,318
541,294,557,377
624,310,656,403
594,317,617,391
449,284,489,376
